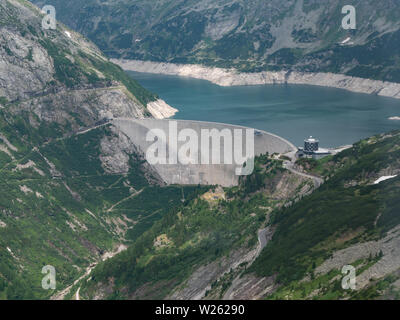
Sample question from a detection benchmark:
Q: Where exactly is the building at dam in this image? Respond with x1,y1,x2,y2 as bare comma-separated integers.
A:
297,136,331,160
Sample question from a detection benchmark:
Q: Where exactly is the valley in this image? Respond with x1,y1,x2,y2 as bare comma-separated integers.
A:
0,0,399,302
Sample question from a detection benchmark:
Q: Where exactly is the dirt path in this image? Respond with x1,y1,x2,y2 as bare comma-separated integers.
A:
283,160,324,188
51,244,127,300
257,228,270,252
106,189,143,213
221,227,273,300
192,227,272,300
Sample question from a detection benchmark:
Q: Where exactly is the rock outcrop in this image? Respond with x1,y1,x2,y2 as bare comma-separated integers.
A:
0,0,164,133
147,99,178,119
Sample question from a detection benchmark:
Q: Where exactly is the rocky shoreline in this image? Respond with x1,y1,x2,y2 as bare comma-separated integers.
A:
113,59,400,100
147,99,178,119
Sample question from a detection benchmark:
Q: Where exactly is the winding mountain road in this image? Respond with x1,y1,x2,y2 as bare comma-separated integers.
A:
283,159,324,188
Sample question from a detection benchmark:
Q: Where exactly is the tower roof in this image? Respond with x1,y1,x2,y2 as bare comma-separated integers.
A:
305,136,319,143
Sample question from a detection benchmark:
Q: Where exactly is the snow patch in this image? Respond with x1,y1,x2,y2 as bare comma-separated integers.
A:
340,37,351,44
374,175,397,184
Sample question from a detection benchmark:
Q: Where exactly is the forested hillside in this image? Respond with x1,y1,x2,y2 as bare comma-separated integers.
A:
81,132,400,300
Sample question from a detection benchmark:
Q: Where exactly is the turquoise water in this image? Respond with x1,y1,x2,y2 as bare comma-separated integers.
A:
128,71,400,147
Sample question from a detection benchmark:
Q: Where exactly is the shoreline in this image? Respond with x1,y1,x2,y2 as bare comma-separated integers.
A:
113,59,400,100
146,98,178,119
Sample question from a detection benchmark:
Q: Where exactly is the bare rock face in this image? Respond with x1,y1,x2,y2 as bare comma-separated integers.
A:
99,125,165,185
315,225,400,290
166,247,260,300
0,28,53,101
146,99,178,119
11,87,147,132
222,274,277,300
0,0,171,301
100,127,137,174
0,0,157,133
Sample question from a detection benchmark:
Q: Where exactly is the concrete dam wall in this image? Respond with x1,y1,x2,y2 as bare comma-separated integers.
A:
112,118,296,187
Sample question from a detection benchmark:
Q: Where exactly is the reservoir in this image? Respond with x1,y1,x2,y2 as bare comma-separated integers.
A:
128,71,400,147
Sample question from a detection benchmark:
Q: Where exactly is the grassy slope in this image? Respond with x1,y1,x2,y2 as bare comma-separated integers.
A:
249,131,400,299
0,109,203,299
0,0,168,300
80,155,311,299
80,132,400,300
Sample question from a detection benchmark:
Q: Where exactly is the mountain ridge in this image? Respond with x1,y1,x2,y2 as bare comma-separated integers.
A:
30,0,400,82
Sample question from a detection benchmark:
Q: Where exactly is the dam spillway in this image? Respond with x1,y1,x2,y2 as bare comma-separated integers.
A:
112,118,296,187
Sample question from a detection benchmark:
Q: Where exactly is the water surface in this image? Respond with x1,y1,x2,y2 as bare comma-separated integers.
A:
128,71,400,147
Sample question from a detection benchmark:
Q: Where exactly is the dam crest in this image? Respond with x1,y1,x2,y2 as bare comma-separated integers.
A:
112,118,296,187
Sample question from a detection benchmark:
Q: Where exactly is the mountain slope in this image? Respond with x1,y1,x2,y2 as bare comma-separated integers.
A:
1,0,162,126
79,155,315,299
30,0,400,82
80,131,400,300
0,0,182,299
245,132,400,299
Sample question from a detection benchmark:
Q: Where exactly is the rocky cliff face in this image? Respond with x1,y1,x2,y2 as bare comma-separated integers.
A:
30,0,400,82
0,0,178,300
0,0,177,133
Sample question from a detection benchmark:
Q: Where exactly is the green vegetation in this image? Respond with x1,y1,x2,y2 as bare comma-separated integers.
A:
266,255,383,300
29,0,400,82
295,156,334,177
79,131,400,300
0,0,167,299
25,47,33,61
80,155,307,299
39,38,103,88
0,109,190,299
2,0,400,301
0,97,8,106
250,131,400,288
79,51,158,106
2,0,157,109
